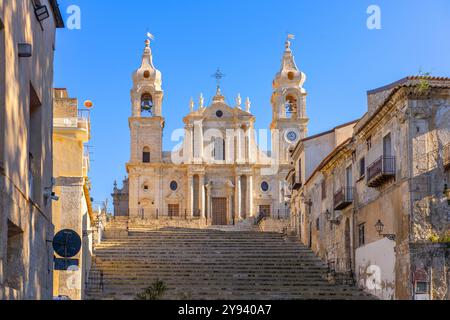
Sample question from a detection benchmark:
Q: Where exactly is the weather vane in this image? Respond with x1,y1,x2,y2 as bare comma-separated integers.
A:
146,29,155,42
212,68,226,88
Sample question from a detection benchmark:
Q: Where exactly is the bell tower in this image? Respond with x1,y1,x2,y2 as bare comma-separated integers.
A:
270,37,309,164
129,39,164,164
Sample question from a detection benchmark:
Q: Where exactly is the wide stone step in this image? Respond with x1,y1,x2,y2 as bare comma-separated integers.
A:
87,229,374,300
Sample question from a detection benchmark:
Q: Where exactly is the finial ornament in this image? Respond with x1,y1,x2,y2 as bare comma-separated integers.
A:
199,93,205,109
189,98,195,112
285,33,295,50
236,93,242,109
246,97,251,113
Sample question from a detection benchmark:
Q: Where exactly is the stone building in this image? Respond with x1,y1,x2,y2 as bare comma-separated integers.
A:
0,0,64,299
52,88,94,300
289,76,450,300
113,38,308,226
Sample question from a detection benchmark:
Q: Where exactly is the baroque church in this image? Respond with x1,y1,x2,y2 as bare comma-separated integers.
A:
112,37,309,225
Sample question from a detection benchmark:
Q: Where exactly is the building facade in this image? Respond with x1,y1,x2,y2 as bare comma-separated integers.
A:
0,0,63,299
52,88,94,300
289,77,450,300
113,38,308,225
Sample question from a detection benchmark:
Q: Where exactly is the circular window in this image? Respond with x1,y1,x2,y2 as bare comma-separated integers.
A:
288,72,295,80
143,70,150,78
261,181,270,192
170,181,178,191
216,110,224,118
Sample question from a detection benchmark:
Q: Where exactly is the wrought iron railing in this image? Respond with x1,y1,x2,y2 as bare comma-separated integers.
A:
367,156,396,186
333,187,354,210
444,143,450,170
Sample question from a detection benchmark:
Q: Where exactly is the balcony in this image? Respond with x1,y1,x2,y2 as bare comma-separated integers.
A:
291,173,302,191
367,156,396,188
444,143,450,171
334,187,354,211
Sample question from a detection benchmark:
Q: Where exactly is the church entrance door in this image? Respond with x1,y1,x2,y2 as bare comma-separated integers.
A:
212,198,228,225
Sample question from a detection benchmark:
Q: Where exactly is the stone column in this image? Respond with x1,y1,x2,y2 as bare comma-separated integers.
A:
245,127,251,163
184,125,193,164
206,183,212,224
246,174,254,218
234,175,242,220
194,121,204,163
187,174,194,217
198,174,206,218
227,195,233,225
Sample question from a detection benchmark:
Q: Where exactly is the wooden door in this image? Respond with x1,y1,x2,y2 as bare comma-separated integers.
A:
212,198,228,225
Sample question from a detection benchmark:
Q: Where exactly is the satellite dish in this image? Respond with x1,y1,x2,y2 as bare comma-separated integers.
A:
83,100,94,109
53,229,82,258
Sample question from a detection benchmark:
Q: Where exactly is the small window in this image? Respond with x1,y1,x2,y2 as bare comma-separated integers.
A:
216,110,224,118
366,137,372,150
415,281,429,294
288,72,295,81
170,181,178,191
359,157,366,178
143,185,149,192
143,147,150,163
143,70,150,78
358,223,366,247
261,181,270,192
321,180,327,200
316,217,320,231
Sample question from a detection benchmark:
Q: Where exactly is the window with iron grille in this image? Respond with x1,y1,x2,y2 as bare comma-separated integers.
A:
358,223,366,247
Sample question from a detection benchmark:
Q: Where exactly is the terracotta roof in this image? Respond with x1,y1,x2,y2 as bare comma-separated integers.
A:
301,119,359,143
367,76,450,94
357,76,450,135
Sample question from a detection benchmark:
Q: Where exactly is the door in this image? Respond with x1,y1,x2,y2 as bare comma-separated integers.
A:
259,205,271,218
212,198,228,225
383,133,392,157
168,204,180,218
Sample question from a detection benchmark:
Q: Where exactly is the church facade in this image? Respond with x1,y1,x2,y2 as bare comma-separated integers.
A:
112,38,309,225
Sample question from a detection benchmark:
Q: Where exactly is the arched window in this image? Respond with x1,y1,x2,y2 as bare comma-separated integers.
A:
285,95,297,117
143,147,150,163
141,93,153,116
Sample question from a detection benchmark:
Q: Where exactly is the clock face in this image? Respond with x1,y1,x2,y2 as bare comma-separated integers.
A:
286,130,299,143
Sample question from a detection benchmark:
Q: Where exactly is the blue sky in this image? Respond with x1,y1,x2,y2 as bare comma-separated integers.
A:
54,0,450,209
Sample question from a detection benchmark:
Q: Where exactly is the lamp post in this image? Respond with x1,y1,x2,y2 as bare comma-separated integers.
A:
375,219,396,241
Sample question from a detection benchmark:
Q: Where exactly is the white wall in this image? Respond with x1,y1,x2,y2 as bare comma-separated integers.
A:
355,238,396,300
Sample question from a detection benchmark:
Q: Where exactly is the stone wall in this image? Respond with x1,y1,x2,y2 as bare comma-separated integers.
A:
258,218,290,233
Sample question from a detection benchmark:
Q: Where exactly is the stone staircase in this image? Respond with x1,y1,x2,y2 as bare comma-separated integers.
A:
86,228,374,300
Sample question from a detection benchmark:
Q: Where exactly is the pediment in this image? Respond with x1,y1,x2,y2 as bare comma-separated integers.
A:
165,192,184,201
201,102,253,120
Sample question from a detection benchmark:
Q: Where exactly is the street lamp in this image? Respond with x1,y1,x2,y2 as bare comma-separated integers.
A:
375,219,396,241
